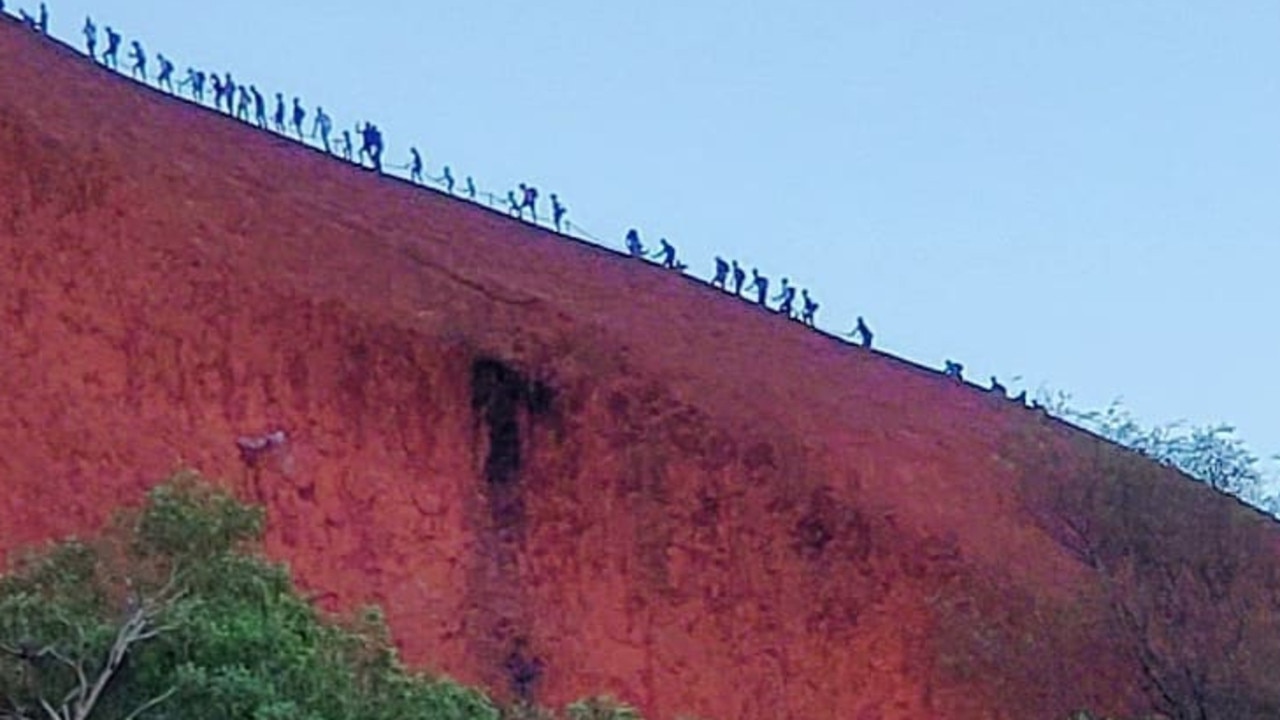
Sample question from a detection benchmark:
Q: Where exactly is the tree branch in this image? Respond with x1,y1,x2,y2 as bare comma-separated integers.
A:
120,686,176,720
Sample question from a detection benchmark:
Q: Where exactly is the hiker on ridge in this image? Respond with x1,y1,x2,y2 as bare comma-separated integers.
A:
989,376,1007,396
337,130,353,161
625,229,645,258
800,290,818,326
944,360,964,382
128,41,147,81
772,279,797,317
251,86,267,128
651,238,678,269
102,27,121,69
551,194,566,232
409,148,424,183
521,184,539,221
35,2,46,33
748,269,769,306
849,316,873,348
178,68,205,102
156,54,175,92
290,97,306,138
730,260,746,295
272,93,286,132
312,106,333,152
440,166,456,194
236,85,253,121
711,257,729,289
82,16,97,60
464,176,477,199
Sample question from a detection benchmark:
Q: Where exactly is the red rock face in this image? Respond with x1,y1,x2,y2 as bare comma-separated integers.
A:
3,19,1279,720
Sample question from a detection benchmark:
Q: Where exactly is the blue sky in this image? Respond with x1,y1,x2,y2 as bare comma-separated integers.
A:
16,1,1280,469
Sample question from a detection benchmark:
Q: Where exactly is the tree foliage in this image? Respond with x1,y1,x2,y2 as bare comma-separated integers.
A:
1040,393,1279,515
0,471,503,720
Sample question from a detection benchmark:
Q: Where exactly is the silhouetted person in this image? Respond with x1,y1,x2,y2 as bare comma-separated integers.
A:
236,86,252,121
989,376,1006,396
850,316,873,348
441,166,455,193
290,97,305,138
359,123,384,171
748,269,769,305
210,74,226,111
156,54,174,92
83,16,97,60
409,147,424,183
625,229,645,257
337,130,353,161
36,2,46,33
651,238,678,269
18,9,36,30
178,68,205,102
128,41,147,81
222,73,235,113
312,106,332,152
506,190,521,216
272,93,286,132
800,289,818,326
551,193,566,232
251,86,267,128
1012,390,1028,405
730,260,746,295
521,184,538,220
102,27,121,69
464,176,477,199
772,279,796,316
944,360,964,381
711,257,729,289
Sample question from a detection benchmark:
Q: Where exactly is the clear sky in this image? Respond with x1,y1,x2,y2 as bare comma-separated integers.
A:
16,2,1280,470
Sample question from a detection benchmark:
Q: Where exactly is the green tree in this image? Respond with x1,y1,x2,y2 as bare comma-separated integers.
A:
0,471,500,720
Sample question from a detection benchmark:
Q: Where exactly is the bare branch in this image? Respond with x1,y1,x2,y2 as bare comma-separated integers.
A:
120,686,176,720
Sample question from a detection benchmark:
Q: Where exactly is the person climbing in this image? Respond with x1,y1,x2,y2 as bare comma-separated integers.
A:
772,279,797,317
209,73,225,109
367,124,385,172
337,130,353,161
849,316,873,348
312,106,333,152
465,176,477,199
522,184,539,221
251,86,267,128
102,27,121,69
625,229,645,257
989,376,1007,396
156,54,175,92
550,193,566,232
128,41,147,81
408,147,424,183
82,16,97,60
36,2,46,33
290,97,305,138
222,73,235,113
651,238,678,269
507,190,522,216
272,93,286,132
235,85,252,121
178,68,205,102
944,360,964,381
730,260,746,295
441,166,456,194
748,269,769,306
800,289,819,326
711,257,730,289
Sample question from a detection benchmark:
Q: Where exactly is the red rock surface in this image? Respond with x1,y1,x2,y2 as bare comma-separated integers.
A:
3,18,1279,719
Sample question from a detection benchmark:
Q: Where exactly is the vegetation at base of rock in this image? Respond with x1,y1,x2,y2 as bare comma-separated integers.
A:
0,471,642,720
